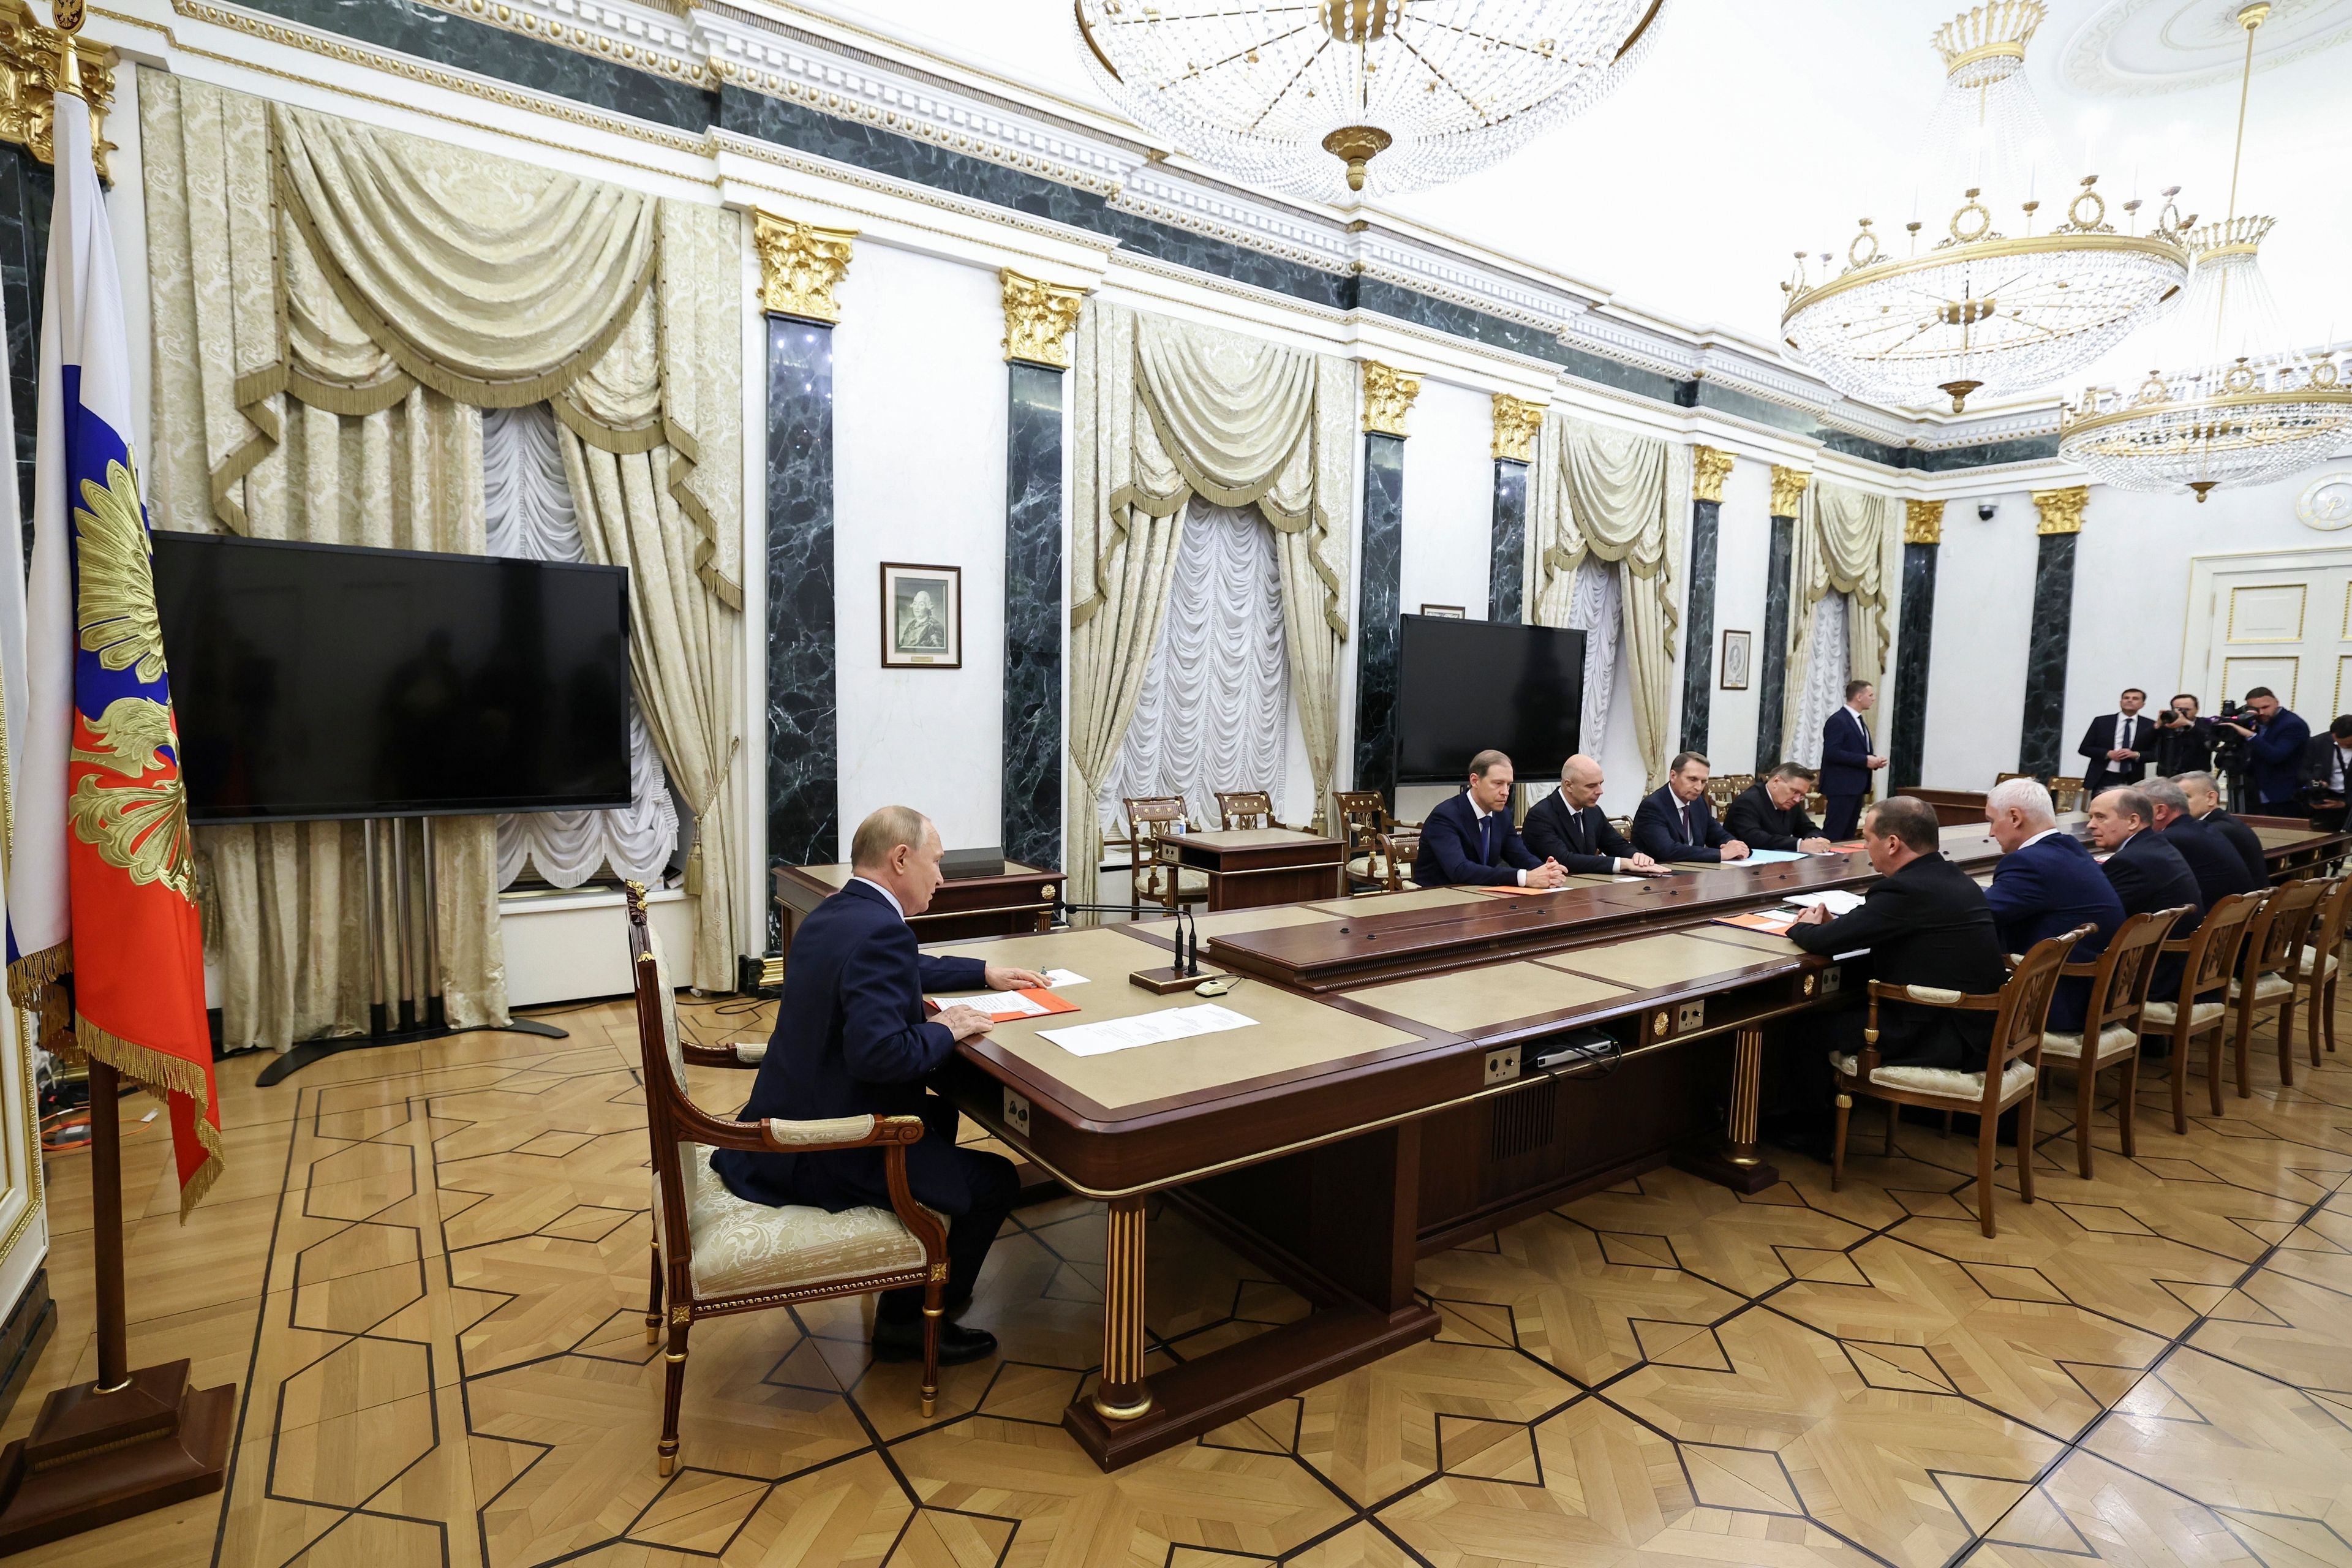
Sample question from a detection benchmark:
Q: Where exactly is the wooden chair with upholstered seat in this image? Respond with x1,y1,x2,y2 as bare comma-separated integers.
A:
2143,888,2264,1131
625,883,946,1475
1703,773,1750,816
2227,875,2328,1094
1376,826,1421,892
2037,906,2188,1178
1830,925,2087,1238
1119,795,1209,915
1336,789,1418,892
2048,777,2086,813
1214,790,1294,832
1994,771,2038,788
2294,874,2352,1066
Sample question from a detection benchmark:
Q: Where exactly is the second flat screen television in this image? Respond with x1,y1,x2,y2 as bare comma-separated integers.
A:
1393,616,1586,784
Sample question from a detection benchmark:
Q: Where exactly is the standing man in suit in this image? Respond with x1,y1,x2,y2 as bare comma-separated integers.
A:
714,807,1051,1366
2299,714,2352,833
1632,753,1752,864
2146,777,2263,910
1414,750,1572,889
2078,688,2155,796
1790,795,2010,1071
1725,763,1836,853
1982,777,2124,1032
2217,687,2310,815
2176,770,2268,884
2089,788,2204,927
2153,694,2217,777
1819,680,1887,839
1520,754,1668,875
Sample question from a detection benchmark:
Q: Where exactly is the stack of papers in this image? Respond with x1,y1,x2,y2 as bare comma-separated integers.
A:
930,970,1091,1023
1038,1003,1257,1058
1789,891,1865,916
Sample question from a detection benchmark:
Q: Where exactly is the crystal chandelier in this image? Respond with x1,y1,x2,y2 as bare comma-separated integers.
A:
1071,0,1666,205
2057,5,2352,502
1779,2,2193,414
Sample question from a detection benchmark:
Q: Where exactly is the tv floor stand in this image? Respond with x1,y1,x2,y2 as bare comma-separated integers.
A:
256,816,565,1087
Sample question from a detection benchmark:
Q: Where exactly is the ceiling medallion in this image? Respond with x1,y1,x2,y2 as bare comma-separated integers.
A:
1778,2,2193,414
1071,0,1666,205
2057,4,2352,502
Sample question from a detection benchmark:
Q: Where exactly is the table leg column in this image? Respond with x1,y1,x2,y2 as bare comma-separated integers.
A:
1727,1025,1765,1167
1091,1195,1153,1422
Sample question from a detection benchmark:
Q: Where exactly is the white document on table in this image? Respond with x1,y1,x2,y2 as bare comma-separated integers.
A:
943,990,1053,1016
1043,969,1088,987
1787,891,1865,916
1038,1003,1258,1058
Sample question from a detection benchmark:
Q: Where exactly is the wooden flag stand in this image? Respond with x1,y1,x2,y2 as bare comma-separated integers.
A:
0,1061,232,1554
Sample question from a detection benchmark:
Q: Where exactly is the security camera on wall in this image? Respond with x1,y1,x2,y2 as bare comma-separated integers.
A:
1977,500,1999,522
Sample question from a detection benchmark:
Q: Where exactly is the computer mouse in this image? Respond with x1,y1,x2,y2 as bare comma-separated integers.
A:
1194,977,1237,998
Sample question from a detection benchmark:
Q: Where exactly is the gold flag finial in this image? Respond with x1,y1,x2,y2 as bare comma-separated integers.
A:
53,0,81,99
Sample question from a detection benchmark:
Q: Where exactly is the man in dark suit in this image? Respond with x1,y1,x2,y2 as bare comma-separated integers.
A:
1790,795,2010,1071
2217,687,2310,815
1632,752,1752,864
2176,770,2268,884
1414,750,1571,889
2152,694,2217,777
1981,776,2123,1032
714,806,1050,1365
1819,680,1887,840
2078,688,2155,796
2299,714,2352,834
2146,777,2263,910
2088,787,2204,927
1725,763,1835,853
1521,754,1667,875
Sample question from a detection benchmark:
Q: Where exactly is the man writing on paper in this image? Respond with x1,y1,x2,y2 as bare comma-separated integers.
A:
1725,763,1836,853
1632,752,1751,864
714,806,1048,1367
1415,750,1572,889
1520,754,1667,875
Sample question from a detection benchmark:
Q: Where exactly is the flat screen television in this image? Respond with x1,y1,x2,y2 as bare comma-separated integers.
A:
1393,615,1586,785
153,533,632,823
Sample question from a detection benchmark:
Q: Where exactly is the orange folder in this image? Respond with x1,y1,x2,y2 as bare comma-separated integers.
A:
926,989,1080,1023
1715,909,1800,935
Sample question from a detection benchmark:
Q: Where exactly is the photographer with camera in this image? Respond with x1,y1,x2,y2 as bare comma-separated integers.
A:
2152,693,2217,777
2215,687,2310,816
2301,714,2352,834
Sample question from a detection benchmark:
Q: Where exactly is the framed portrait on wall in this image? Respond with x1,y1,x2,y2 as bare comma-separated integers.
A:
1720,629,1752,691
1419,604,1466,619
881,562,962,669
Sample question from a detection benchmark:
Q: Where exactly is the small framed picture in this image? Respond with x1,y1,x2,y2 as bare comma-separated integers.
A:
881,562,961,669
1720,629,1752,691
1419,604,1466,619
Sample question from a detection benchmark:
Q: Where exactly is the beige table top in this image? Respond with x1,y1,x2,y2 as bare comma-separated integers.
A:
1536,930,1794,991
930,926,1419,1115
1345,962,1630,1035
1166,827,1339,850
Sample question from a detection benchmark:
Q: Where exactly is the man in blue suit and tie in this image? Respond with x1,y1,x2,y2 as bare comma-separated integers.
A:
1819,679,1887,840
2217,687,2310,816
714,805,1050,1367
1632,752,1753,864
1982,777,2123,1032
1414,750,1571,889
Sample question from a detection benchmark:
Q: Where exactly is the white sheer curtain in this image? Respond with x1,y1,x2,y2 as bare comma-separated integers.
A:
1788,591,1850,769
1564,556,1620,758
483,403,680,888
1101,503,1290,830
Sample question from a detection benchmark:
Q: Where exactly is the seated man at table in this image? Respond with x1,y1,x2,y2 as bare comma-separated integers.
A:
1415,750,1571,889
1724,763,1836,853
1520,753,1666,875
2089,786,2204,929
1982,776,2122,1032
1790,794,2009,1072
2147,777,2263,911
2175,770,2268,884
1632,752,1752,864
713,805,1049,1366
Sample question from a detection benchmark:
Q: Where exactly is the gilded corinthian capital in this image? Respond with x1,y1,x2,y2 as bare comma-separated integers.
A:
2032,486,2089,535
1491,394,1543,462
1362,361,1422,437
1000,270,1087,369
1692,445,1733,503
1769,465,1811,518
1903,499,1945,545
754,212,857,323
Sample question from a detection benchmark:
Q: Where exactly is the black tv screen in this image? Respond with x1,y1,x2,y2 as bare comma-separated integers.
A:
1393,616,1586,785
153,533,631,823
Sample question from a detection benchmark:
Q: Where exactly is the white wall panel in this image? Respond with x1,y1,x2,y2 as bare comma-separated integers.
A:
1400,380,1495,622
1920,488,2044,789
832,244,1007,857
1707,458,1773,775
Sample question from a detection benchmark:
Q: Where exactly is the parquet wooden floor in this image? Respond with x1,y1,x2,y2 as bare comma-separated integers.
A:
10,989,2352,1568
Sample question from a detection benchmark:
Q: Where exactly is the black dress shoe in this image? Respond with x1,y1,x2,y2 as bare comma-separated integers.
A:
872,1316,997,1365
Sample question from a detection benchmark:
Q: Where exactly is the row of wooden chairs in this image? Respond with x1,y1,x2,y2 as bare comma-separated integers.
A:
1830,871,2352,1237
1994,770,2087,812
1117,790,1300,913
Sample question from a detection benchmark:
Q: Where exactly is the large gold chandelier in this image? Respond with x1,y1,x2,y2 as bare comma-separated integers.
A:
1071,0,1666,205
1779,2,2193,414
2058,5,2352,502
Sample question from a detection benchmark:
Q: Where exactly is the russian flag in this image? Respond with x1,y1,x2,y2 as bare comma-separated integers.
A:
2,70,219,1213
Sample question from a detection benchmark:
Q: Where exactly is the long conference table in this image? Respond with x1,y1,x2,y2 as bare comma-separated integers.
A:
893,812,2346,1471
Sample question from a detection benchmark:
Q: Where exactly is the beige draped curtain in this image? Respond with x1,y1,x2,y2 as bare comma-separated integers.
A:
1066,303,1353,907
1782,479,1899,755
141,72,744,1051
1530,417,1689,788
